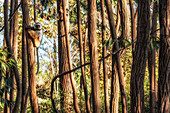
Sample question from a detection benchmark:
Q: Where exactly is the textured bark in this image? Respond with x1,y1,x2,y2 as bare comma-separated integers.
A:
110,65,119,113
21,0,28,112
77,0,90,112
129,0,135,57
88,0,101,112
130,0,150,113
57,0,73,112
100,0,109,112
118,0,129,40
62,0,80,112
116,3,120,34
4,0,21,112
105,0,128,113
21,0,39,112
158,0,170,112
9,0,15,111
148,1,158,113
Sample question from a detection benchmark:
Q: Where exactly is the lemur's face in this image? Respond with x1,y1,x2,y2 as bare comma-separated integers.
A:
34,22,42,30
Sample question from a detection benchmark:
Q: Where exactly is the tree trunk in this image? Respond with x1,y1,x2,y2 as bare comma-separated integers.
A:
130,0,150,113
129,0,135,57
21,0,28,112
21,0,39,112
110,65,119,113
118,0,129,40
148,1,158,113
9,0,15,112
62,0,80,112
77,0,91,112
57,0,73,112
88,0,101,112
4,0,21,113
105,0,128,112
158,0,170,112
100,0,109,112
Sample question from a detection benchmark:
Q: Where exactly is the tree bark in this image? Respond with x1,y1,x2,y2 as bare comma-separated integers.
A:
88,0,101,112
4,0,21,113
105,0,128,112
9,0,15,112
118,0,129,40
21,0,28,112
148,1,158,113
62,0,80,112
130,0,150,113
21,0,39,112
158,0,170,112
57,0,74,112
110,65,119,113
77,0,91,112
100,0,109,112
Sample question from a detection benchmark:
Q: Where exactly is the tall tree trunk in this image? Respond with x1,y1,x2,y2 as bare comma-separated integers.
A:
100,0,109,112
148,1,158,113
88,0,101,112
158,0,170,112
57,0,74,112
105,0,128,112
21,0,28,112
130,0,150,113
4,0,21,113
21,0,39,112
8,0,15,112
62,0,80,112
77,0,90,112
110,3,120,113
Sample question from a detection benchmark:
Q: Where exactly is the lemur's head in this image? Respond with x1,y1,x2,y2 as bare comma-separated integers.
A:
33,22,42,30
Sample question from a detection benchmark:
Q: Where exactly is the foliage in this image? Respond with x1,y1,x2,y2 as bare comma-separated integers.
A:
0,47,16,108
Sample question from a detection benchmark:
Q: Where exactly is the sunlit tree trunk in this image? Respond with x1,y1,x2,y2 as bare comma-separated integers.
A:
77,0,90,112
110,65,119,113
118,0,129,40
148,1,158,113
158,0,170,112
130,0,150,113
101,0,109,112
88,0,101,112
58,0,76,112
105,0,128,112
21,0,39,112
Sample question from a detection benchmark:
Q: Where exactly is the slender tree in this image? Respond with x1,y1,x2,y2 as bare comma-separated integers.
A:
158,0,170,112
105,0,128,112
88,0,101,112
148,1,158,113
77,0,90,112
130,0,150,113
110,3,120,113
21,0,28,112
4,0,21,112
100,0,109,112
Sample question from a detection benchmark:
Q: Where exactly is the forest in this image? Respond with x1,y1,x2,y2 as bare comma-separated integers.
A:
0,0,169,112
